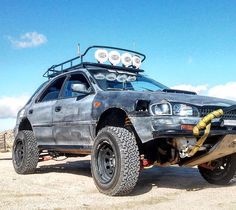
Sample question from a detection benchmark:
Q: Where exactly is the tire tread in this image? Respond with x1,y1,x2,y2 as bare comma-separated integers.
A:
92,126,140,196
13,130,39,174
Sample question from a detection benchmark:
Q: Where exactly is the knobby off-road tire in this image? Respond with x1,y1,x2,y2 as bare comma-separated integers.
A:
91,126,140,196
12,130,39,174
198,153,236,185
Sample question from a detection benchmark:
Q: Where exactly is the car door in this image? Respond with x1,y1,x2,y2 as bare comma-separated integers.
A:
52,72,96,146
28,76,66,146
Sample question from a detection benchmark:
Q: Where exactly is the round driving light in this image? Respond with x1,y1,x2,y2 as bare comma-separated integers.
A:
132,55,141,69
106,73,117,81
117,74,128,82
121,52,132,67
108,50,121,66
94,73,106,80
95,49,108,63
127,75,137,82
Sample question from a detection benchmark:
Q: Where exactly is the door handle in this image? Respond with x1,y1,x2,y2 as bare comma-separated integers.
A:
55,106,62,112
29,109,33,114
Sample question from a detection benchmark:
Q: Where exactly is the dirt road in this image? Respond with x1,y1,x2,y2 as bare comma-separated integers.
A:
0,152,235,210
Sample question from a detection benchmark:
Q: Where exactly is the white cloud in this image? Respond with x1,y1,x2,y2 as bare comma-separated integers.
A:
172,84,208,95
0,118,16,132
172,82,236,101
0,95,29,119
8,32,47,48
208,82,236,101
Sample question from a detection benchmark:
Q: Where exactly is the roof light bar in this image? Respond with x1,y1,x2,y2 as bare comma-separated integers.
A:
94,50,142,68
44,45,146,78
93,48,144,69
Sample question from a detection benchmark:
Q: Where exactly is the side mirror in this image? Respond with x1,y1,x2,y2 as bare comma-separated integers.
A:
71,83,90,94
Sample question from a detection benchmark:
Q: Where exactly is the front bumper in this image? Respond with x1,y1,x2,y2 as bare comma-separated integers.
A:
153,128,236,139
130,115,236,143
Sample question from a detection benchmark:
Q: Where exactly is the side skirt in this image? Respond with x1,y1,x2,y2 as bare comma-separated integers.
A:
38,145,92,155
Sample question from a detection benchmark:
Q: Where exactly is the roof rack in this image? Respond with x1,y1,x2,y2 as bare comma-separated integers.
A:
43,45,146,79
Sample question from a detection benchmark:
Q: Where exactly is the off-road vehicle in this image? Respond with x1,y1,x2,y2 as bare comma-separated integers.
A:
13,45,236,196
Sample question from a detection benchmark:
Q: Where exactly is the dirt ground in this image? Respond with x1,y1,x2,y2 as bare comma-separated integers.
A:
0,152,235,210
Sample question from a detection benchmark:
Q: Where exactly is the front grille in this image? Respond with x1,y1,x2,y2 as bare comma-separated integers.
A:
199,107,236,120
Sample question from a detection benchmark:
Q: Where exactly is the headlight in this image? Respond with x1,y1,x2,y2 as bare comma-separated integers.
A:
173,104,199,117
150,102,172,115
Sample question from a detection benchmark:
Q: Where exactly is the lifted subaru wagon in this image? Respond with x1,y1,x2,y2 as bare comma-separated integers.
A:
13,45,236,195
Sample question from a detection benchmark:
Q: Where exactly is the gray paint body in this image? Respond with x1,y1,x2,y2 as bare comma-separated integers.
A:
15,67,236,150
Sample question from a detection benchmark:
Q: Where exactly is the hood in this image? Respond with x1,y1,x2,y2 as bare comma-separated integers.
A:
148,91,236,107
97,90,236,108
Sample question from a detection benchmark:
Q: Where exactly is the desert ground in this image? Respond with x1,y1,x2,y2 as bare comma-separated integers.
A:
0,152,235,210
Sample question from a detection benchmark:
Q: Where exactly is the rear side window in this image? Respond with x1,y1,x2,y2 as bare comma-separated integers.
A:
38,77,66,102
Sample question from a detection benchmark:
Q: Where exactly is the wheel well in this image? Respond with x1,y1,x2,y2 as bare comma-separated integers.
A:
96,108,126,134
19,118,33,131
96,108,143,152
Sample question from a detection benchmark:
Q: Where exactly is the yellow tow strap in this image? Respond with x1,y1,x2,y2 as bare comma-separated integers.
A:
188,109,224,157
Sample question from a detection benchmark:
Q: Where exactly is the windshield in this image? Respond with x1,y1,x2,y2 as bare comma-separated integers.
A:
89,69,168,91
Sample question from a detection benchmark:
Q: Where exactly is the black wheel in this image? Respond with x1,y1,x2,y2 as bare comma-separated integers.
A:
198,153,236,185
12,130,39,174
91,126,140,196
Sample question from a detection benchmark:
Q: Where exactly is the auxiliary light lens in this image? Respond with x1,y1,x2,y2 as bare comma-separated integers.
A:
121,52,132,67
108,50,121,66
95,49,108,63
132,55,141,69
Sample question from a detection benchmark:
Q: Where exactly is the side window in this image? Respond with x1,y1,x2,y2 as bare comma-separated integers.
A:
38,77,66,102
62,73,91,98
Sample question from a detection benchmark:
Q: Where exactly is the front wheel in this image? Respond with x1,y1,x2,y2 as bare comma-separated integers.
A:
198,153,236,185
91,127,140,196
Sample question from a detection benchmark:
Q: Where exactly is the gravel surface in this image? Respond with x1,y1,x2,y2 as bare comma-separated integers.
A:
0,152,235,210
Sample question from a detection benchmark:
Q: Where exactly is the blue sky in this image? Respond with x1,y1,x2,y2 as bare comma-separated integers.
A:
0,0,236,131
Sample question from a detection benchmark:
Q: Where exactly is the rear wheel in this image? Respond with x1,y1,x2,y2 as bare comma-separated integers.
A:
198,153,236,185
12,130,39,174
91,126,140,196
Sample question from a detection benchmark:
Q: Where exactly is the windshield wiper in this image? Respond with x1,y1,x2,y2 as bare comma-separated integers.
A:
107,88,124,91
107,87,134,91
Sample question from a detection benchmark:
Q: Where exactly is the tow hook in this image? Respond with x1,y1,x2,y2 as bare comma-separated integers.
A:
188,109,224,157
188,105,236,157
